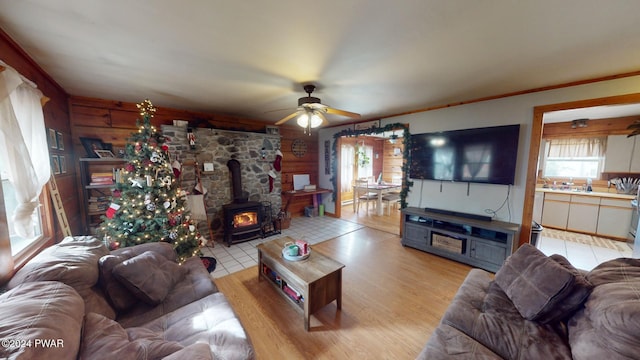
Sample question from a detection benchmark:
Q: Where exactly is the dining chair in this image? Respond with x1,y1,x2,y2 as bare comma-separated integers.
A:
381,193,400,215
355,179,378,214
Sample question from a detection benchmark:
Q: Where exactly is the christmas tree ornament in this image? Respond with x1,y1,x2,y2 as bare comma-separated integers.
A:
146,203,156,211
106,203,121,219
129,177,144,188
164,201,171,208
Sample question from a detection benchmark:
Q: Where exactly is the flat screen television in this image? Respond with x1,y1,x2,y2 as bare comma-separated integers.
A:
409,124,520,185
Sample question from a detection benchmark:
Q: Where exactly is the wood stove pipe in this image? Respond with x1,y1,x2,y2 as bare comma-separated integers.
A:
227,159,248,203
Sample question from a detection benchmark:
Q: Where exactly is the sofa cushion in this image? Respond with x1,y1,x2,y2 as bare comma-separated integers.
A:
494,244,592,323
0,281,84,360
117,255,218,328
112,250,186,305
568,258,640,360
98,242,178,312
139,292,255,360
79,312,183,359
418,323,502,359
6,236,115,319
421,269,573,360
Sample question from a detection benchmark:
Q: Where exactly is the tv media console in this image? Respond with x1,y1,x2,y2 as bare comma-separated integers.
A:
401,207,520,272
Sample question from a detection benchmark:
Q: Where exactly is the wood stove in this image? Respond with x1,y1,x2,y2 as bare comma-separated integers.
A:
223,201,263,246
222,159,264,246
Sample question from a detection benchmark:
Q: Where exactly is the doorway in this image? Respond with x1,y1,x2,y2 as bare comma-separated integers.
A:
332,124,409,235
523,93,640,268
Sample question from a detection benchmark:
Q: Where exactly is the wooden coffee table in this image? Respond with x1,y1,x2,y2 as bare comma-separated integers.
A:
257,236,345,331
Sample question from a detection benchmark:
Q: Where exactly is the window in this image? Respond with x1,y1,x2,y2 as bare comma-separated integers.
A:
0,62,51,279
1,165,43,256
543,137,606,179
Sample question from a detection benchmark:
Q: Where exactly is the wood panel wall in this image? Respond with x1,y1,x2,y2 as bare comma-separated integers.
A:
69,96,320,220
0,28,77,239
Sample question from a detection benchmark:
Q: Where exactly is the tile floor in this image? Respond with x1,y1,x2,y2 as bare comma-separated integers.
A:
536,229,634,271
201,216,364,278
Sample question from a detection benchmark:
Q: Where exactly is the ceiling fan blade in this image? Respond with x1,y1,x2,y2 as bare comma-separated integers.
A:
326,107,361,119
275,112,299,125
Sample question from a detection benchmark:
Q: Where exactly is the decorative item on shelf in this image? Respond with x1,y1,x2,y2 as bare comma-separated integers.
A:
173,119,188,127
80,137,106,158
187,128,196,150
94,149,115,158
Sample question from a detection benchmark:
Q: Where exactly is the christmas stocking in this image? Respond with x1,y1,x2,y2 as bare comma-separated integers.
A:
273,149,283,172
171,160,182,178
106,203,120,219
268,169,277,192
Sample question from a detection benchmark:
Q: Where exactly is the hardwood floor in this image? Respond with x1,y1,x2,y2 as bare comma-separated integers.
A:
339,203,401,235
214,226,472,359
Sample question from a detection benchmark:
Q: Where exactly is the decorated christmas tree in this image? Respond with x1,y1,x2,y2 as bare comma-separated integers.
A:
99,99,202,264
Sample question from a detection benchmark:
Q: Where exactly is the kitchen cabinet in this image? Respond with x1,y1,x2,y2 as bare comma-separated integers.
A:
541,193,570,229
533,191,544,223
597,198,633,239
567,195,600,233
604,135,640,173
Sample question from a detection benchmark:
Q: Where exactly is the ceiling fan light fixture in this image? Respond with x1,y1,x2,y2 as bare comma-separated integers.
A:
310,113,323,128
297,113,309,127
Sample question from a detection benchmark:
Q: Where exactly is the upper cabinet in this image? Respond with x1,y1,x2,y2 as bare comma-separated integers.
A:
604,135,640,173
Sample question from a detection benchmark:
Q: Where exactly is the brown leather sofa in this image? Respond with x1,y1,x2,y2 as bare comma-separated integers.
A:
418,244,640,359
0,236,255,359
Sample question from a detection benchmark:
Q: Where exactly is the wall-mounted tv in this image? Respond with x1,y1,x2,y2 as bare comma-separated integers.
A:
409,124,520,185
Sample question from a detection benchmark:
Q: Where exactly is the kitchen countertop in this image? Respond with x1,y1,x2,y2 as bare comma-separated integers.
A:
536,187,635,200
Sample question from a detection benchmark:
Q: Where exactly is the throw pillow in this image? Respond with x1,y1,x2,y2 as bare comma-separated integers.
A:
112,251,186,305
494,244,591,323
540,254,593,323
98,254,139,312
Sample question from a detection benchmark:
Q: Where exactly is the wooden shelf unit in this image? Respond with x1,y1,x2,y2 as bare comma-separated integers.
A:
78,157,126,234
401,207,519,272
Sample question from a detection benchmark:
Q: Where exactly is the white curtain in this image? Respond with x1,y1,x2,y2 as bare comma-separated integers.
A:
547,137,606,158
0,61,50,238
341,144,354,192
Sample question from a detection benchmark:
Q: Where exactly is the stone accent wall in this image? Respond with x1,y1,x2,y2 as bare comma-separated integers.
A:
162,125,282,242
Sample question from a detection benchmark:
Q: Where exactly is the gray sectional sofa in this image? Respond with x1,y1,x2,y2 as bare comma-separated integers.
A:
0,236,255,359
419,243,640,359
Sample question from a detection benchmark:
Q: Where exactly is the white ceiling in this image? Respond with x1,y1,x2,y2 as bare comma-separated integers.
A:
1,1,640,126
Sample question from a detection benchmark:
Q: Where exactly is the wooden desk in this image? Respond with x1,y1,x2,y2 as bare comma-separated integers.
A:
282,188,332,214
257,236,344,330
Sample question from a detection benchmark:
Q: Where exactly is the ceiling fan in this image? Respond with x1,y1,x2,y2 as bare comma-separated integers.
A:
275,84,360,133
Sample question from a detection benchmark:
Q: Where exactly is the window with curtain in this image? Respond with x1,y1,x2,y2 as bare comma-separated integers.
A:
357,145,373,180
0,61,50,281
543,137,606,178
340,144,354,192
